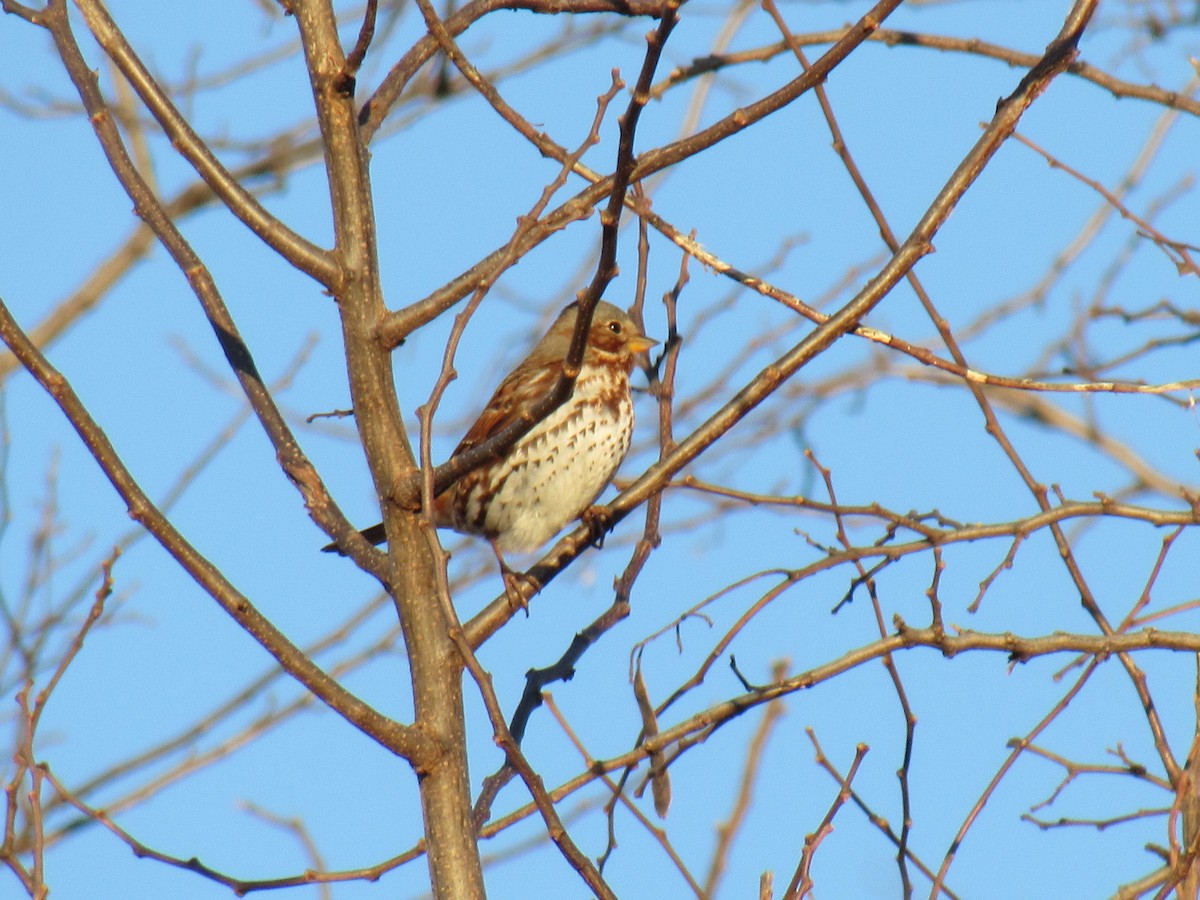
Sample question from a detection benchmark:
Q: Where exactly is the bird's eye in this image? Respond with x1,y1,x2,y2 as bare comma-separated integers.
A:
608,320,623,335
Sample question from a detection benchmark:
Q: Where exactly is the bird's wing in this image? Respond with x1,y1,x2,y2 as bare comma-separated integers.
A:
451,362,560,455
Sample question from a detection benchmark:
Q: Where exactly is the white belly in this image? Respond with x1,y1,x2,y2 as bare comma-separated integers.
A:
480,369,633,554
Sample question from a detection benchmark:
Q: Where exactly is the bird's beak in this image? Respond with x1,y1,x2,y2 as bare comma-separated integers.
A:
628,335,659,354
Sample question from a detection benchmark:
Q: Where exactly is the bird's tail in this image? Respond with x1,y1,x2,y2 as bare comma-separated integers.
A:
321,522,387,554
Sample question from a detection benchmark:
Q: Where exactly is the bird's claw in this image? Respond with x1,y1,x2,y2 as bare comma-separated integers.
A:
581,506,614,549
500,567,538,615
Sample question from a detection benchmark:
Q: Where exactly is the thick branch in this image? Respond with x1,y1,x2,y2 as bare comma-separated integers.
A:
289,2,486,897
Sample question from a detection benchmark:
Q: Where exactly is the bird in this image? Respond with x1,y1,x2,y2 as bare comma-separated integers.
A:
332,300,657,569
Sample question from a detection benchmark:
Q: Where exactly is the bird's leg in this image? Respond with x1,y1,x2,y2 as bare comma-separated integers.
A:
488,539,536,614
580,506,615,549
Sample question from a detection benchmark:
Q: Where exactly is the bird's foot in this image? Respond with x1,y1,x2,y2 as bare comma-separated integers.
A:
581,506,614,549
489,540,537,614
500,566,539,615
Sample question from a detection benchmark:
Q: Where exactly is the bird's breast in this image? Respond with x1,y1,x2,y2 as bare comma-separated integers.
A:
483,367,634,553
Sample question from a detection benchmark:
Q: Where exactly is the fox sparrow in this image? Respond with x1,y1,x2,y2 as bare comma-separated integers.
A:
341,300,657,558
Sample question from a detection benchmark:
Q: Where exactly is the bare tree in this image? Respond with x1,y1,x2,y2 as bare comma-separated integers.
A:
2,0,1199,897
